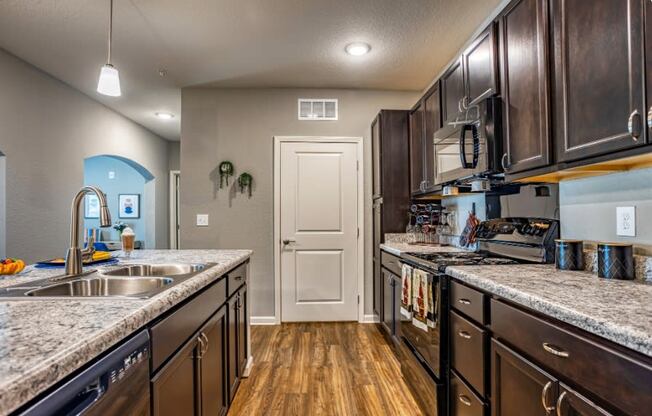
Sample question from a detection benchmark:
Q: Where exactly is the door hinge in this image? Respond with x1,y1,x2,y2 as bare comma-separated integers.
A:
357,228,360,238
356,161,360,171
357,295,360,304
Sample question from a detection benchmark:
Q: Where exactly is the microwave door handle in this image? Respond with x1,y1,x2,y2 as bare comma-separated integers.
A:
459,124,471,169
471,124,480,169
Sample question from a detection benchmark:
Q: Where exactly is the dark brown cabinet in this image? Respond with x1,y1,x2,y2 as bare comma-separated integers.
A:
552,0,646,163
499,0,552,175
373,259,381,319
381,269,394,336
228,286,248,403
646,1,652,143
463,24,499,106
491,339,557,416
556,384,613,416
152,307,228,416
409,102,426,194
442,58,465,125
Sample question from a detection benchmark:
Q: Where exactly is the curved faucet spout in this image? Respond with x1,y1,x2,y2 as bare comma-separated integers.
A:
66,186,112,276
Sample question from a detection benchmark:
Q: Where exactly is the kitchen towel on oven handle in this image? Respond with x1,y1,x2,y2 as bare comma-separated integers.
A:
412,268,429,332
400,263,413,319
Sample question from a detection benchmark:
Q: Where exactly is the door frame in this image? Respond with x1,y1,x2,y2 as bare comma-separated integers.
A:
169,170,180,249
273,136,364,324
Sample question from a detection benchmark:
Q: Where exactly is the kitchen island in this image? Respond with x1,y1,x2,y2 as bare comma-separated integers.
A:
0,249,251,416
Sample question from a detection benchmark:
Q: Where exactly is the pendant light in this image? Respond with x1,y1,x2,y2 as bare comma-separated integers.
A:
97,0,121,97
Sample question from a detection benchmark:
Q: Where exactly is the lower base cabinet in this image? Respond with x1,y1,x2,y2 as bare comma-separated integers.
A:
200,308,228,416
228,285,248,403
151,338,199,416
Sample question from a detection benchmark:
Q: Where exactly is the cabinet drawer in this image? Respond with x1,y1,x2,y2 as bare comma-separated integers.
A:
381,250,402,276
151,277,227,371
227,262,247,297
491,299,652,416
450,371,486,416
451,280,486,325
451,311,487,397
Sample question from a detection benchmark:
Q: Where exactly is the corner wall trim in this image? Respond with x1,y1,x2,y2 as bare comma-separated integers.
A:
361,314,379,324
251,316,279,325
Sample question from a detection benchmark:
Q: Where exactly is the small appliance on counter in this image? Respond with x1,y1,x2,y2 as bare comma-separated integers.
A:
555,239,584,271
597,243,634,280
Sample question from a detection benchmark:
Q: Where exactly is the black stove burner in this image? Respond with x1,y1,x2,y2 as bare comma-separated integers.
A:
403,251,520,272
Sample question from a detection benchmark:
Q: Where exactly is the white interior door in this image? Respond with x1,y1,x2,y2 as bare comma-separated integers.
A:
280,141,359,322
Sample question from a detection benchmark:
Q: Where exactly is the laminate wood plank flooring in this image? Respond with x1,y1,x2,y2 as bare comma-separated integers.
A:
227,322,423,416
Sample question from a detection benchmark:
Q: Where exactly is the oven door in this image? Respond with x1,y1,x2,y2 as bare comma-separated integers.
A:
399,268,444,378
433,121,488,185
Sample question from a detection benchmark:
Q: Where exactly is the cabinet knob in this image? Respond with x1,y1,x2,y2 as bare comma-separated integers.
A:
627,109,641,141
541,381,555,413
555,391,568,416
542,342,570,358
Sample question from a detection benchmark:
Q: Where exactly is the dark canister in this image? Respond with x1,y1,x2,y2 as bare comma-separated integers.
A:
597,243,634,280
555,240,584,271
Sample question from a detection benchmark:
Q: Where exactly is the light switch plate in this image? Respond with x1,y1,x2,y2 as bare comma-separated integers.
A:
616,206,635,237
196,214,209,227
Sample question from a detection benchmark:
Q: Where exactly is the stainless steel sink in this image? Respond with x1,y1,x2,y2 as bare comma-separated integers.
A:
0,262,217,299
25,277,173,297
102,263,206,277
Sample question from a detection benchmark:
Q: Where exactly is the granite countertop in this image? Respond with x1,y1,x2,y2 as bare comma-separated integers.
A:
0,249,252,416
446,264,652,357
380,242,466,256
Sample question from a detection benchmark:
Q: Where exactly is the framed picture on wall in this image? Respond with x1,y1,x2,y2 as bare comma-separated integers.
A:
85,194,100,219
118,194,140,219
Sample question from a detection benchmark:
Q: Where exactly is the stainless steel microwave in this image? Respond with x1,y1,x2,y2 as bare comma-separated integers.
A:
432,96,503,185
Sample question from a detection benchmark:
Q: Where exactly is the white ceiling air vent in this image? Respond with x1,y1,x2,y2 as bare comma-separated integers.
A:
298,99,338,121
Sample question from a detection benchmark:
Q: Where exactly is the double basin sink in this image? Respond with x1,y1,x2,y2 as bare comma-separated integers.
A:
0,263,216,299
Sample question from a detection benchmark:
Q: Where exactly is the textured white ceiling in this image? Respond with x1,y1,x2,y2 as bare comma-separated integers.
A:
0,0,502,140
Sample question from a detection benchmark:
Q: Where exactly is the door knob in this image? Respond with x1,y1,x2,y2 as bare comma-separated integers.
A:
282,239,296,245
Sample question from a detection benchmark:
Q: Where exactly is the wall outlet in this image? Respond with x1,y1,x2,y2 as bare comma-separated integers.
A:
616,206,635,237
196,214,209,227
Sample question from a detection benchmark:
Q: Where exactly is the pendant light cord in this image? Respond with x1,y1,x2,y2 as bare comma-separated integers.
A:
107,0,113,65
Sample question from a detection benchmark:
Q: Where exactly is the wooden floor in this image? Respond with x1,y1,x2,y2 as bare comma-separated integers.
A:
227,322,422,416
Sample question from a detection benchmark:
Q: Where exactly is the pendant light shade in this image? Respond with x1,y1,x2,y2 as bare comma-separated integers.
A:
97,64,121,96
97,0,121,97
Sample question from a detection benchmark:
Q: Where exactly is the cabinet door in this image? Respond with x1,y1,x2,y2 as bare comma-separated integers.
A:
381,269,394,336
391,275,401,340
491,339,558,416
464,24,499,106
199,308,228,416
372,115,382,197
227,295,239,402
499,0,552,174
442,58,465,124
646,1,652,143
423,85,441,192
553,0,645,162
237,287,248,376
373,259,381,319
152,337,199,416
556,384,613,416
409,104,425,194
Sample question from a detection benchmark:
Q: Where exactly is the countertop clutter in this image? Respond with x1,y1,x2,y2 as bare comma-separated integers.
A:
0,249,252,416
446,264,652,357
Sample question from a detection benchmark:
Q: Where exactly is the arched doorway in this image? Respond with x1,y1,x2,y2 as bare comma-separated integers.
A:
0,151,5,259
83,155,156,249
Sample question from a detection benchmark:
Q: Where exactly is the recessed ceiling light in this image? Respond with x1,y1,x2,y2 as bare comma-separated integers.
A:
345,42,371,56
155,112,175,120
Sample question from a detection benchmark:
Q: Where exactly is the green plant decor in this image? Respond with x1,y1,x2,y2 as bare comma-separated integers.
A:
237,172,253,197
219,161,234,188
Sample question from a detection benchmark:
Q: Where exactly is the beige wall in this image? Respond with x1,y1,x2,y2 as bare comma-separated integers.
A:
0,48,171,263
180,87,420,317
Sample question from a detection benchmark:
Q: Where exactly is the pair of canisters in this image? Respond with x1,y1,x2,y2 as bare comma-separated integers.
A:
555,240,634,280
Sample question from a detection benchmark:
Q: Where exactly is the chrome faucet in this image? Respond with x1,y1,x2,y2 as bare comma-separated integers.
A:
65,186,112,276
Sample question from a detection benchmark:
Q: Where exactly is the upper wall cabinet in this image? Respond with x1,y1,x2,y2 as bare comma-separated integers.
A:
441,58,465,125
463,24,499,107
409,102,425,194
423,84,442,194
647,2,652,143
499,0,552,174
552,0,646,163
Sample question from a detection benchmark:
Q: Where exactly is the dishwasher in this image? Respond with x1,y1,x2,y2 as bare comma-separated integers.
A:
21,330,151,416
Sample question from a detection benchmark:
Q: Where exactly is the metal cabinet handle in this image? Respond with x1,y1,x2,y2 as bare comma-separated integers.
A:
627,109,641,140
541,381,555,413
201,332,209,356
647,106,652,129
457,298,471,305
542,343,570,358
458,394,472,406
458,98,464,113
457,330,472,339
197,335,206,359
501,153,509,170
555,391,568,416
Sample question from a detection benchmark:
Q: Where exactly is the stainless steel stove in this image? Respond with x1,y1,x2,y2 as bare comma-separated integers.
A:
401,251,520,273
